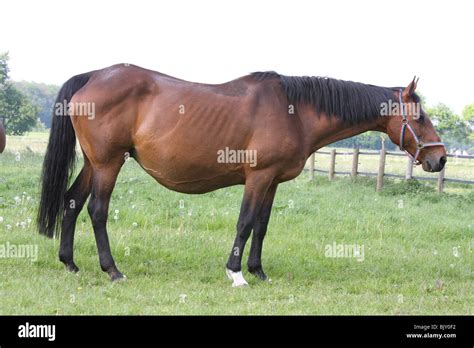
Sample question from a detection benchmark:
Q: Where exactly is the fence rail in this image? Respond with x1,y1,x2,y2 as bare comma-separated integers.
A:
307,148,474,192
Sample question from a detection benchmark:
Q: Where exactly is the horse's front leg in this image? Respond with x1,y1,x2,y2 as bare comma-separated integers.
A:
226,171,274,287
247,183,278,281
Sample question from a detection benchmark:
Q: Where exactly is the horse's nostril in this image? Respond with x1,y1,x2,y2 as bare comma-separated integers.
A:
440,156,447,168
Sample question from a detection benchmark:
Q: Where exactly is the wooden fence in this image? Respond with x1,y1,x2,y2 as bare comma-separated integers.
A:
307,148,474,193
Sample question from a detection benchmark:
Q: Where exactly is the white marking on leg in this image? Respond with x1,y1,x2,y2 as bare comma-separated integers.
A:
226,268,248,287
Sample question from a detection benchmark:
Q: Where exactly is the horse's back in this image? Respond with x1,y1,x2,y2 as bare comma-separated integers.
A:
70,63,273,153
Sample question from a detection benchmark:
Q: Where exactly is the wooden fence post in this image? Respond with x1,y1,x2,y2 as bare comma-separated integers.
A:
309,153,315,181
351,148,359,179
329,149,336,180
405,157,413,180
376,148,386,192
437,166,446,193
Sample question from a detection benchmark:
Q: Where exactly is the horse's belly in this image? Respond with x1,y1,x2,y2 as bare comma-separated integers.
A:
135,155,246,194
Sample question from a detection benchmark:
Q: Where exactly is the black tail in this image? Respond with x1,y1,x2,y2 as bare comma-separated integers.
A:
37,72,91,238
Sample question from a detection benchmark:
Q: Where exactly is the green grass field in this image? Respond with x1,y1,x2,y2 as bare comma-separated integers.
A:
0,133,473,315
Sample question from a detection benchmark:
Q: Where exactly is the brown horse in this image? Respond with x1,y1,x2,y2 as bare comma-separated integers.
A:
37,64,446,286
0,119,5,153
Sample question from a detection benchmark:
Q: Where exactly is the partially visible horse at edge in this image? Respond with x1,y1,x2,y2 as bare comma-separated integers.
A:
0,119,5,153
37,64,446,286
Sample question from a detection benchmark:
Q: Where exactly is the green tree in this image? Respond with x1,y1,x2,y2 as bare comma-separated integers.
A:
0,52,38,135
0,52,9,85
13,81,59,128
462,103,474,122
461,103,474,144
427,103,471,150
0,84,38,134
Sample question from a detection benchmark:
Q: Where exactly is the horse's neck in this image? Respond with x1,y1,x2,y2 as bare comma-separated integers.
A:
298,106,386,155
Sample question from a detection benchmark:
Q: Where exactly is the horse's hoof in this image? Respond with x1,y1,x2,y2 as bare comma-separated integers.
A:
109,271,126,282
248,266,268,281
226,268,248,287
65,262,80,273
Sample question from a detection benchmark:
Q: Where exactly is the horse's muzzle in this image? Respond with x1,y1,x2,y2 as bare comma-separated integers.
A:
422,155,447,172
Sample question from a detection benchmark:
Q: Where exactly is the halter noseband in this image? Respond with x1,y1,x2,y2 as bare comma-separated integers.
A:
398,89,445,165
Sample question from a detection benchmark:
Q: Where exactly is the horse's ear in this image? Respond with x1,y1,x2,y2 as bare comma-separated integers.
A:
402,76,419,99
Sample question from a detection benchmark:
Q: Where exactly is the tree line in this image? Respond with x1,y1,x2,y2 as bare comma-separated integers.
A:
0,52,473,152
0,52,58,134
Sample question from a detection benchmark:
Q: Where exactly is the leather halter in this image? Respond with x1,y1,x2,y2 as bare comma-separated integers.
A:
398,89,445,165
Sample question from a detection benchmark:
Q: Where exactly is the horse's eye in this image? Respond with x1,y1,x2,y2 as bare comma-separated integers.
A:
416,112,425,123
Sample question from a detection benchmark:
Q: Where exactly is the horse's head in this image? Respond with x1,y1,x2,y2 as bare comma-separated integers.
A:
385,78,447,172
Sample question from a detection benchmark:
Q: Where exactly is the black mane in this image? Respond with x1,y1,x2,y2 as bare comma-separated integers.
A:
251,71,401,124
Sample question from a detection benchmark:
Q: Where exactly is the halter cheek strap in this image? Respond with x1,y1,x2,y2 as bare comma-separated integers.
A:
398,89,445,165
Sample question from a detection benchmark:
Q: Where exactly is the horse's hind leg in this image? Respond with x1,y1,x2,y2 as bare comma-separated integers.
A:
87,157,125,281
59,158,93,272
247,183,278,281
226,171,274,287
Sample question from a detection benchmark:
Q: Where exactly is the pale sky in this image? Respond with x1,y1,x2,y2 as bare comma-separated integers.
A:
1,0,473,113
